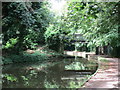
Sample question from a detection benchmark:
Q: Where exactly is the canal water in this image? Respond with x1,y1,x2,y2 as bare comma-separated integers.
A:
2,58,98,88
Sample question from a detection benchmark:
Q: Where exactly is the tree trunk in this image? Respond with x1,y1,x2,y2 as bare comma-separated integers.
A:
59,41,64,54
103,46,108,55
96,47,99,55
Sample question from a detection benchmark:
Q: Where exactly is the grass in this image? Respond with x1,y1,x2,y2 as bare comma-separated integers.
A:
2,52,47,64
2,45,63,65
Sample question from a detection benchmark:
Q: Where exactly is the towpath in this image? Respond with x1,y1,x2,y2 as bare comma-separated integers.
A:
83,56,119,88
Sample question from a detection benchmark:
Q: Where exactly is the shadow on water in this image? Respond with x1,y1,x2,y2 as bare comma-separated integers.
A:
2,57,98,88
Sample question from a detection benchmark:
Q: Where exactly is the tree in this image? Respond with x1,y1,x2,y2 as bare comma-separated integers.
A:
2,2,51,54
64,2,119,57
44,15,70,53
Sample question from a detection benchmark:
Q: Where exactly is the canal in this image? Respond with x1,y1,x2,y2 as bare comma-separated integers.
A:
2,57,98,88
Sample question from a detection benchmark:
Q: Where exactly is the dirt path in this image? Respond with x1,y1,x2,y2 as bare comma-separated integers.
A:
82,57,119,88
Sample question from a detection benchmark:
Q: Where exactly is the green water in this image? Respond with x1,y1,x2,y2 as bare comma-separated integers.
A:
2,58,98,88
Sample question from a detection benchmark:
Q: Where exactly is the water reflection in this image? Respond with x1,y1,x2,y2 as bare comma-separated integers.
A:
2,58,98,88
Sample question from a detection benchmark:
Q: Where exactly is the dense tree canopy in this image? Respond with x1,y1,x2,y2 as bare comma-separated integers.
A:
45,1,119,56
63,2,119,56
65,2,119,47
2,1,119,57
2,2,51,53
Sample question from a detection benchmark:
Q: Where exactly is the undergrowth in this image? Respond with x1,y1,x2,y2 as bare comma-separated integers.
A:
2,45,63,65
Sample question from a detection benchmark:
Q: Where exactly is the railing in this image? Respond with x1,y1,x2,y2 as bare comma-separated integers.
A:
64,51,95,59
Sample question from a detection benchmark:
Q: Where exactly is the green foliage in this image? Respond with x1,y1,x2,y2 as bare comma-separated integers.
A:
68,81,82,88
65,61,97,70
65,2,119,48
44,79,60,88
2,51,48,64
3,38,18,49
2,46,62,64
21,76,30,86
2,1,119,59
4,74,17,82
44,13,72,52
66,75,91,88
63,2,119,56
45,24,60,45
2,2,51,53
44,23,63,51
21,76,29,81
